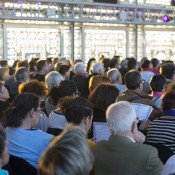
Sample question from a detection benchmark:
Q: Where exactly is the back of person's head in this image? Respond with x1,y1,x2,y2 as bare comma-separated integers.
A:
29,60,37,72
151,58,159,68
14,67,29,83
87,58,96,73
5,93,39,127
0,60,8,67
102,58,110,70
162,91,175,112
37,60,47,72
106,101,137,135
150,75,166,92
0,67,9,82
38,126,93,175
49,80,77,106
0,126,9,167
89,75,111,93
61,96,93,125
18,80,48,97
141,60,152,69
109,56,120,68
8,66,15,76
52,57,59,65
45,71,64,90
124,70,142,90
107,68,121,84
57,64,70,76
74,63,86,75
89,84,119,112
127,58,137,70
160,63,175,80
91,63,104,74
17,60,29,69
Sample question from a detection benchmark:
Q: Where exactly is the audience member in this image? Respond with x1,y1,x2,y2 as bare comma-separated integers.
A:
38,126,93,175
18,80,49,132
0,68,9,84
5,93,53,168
89,75,111,93
87,58,96,74
107,68,126,94
150,74,166,109
32,60,49,82
45,71,63,91
160,63,175,84
88,84,119,139
127,57,138,71
146,91,175,154
61,96,94,150
57,64,70,80
29,60,37,78
8,67,29,101
47,80,78,135
0,60,8,68
0,127,9,175
141,60,154,83
151,58,160,74
94,101,163,175
72,63,89,98
117,70,161,121
109,56,120,69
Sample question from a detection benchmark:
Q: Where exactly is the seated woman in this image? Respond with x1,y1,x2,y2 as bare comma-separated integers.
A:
5,93,53,168
47,80,78,136
0,126,9,175
88,84,119,138
61,96,95,150
146,91,175,154
38,126,93,175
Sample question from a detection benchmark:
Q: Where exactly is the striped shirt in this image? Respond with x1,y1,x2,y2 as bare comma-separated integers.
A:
146,116,175,153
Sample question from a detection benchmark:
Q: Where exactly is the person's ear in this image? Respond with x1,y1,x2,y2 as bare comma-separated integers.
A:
30,109,35,118
131,121,138,134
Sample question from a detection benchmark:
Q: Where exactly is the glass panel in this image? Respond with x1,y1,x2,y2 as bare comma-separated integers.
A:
145,31,175,61
6,27,61,61
84,29,126,62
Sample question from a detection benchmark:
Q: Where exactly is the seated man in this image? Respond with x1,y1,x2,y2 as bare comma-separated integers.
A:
93,101,163,175
117,70,161,121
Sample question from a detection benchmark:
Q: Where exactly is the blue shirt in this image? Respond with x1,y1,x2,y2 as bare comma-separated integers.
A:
6,128,53,168
0,169,8,175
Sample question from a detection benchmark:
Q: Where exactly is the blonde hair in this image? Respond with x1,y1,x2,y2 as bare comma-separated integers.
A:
89,75,111,93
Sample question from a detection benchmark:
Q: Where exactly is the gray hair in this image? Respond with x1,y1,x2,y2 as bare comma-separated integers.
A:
91,63,104,74
106,101,137,135
45,71,64,90
107,68,121,84
38,125,93,175
74,63,86,74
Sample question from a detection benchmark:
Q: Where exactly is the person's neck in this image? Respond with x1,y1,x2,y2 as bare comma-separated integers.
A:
117,132,135,142
20,118,32,130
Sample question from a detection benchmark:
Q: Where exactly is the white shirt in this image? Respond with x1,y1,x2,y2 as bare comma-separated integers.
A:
161,155,175,175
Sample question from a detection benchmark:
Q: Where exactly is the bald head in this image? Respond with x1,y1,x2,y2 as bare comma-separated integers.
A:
106,101,137,135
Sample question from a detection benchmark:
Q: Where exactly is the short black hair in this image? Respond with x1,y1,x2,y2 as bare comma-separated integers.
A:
14,67,28,82
109,56,120,68
150,75,166,92
29,60,37,72
37,60,47,72
0,60,8,67
49,80,77,106
151,58,159,68
5,93,39,127
61,96,93,125
57,64,70,76
161,63,175,79
125,70,142,90
17,60,29,68
127,58,137,70
141,60,151,69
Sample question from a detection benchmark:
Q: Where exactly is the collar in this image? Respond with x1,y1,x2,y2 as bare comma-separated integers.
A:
163,109,175,117
153,92,163,97
127,136,136,143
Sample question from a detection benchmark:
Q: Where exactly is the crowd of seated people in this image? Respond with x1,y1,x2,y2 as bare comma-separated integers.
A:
0,56,175,175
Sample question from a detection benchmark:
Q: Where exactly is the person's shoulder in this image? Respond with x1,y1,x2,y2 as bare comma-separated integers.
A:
33,129,53,139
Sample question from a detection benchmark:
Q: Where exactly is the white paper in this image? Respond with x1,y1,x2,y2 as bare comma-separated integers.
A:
132,103,153,120
93,122,111,142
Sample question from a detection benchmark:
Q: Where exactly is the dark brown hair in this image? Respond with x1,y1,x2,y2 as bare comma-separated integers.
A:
88,84,119,112
162,91,175,112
